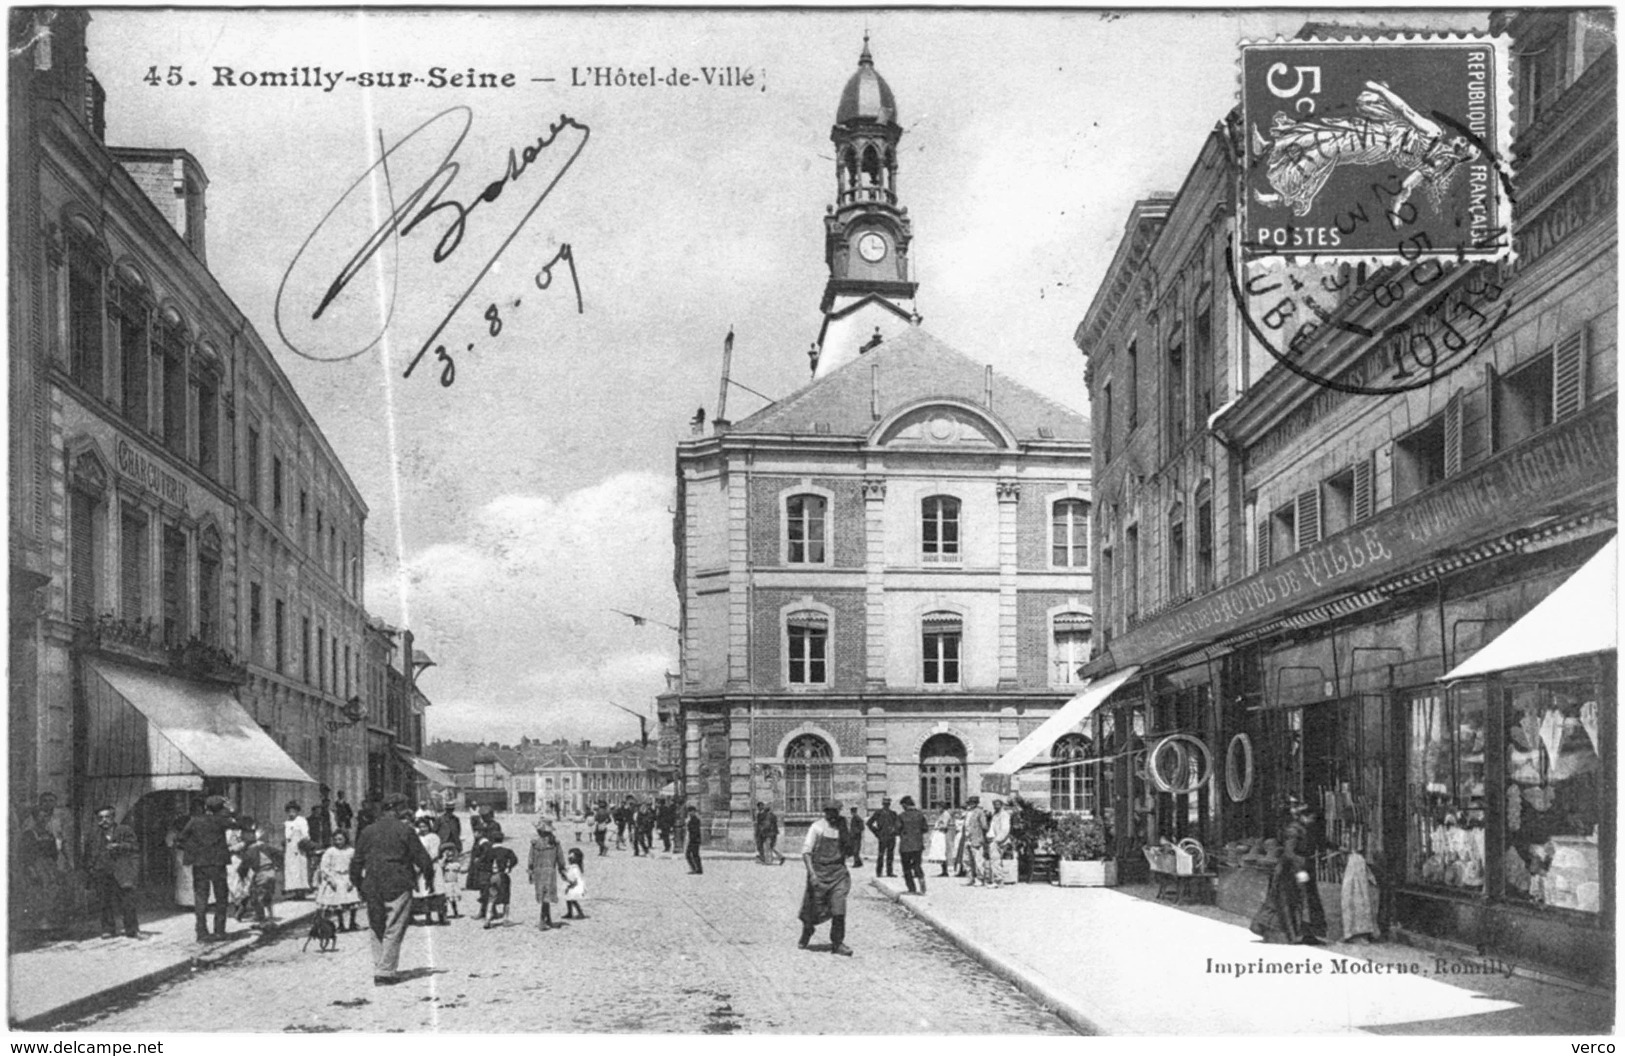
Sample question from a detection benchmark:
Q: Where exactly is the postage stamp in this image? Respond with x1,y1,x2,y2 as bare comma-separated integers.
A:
1240,36,1514,262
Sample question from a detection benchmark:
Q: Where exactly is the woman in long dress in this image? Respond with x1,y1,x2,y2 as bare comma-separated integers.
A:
413,817,442,898
925,808,951,876
1251,813,1327,944
315,828,361,930
950,810,968,877
528,818,566,931
226,820,251,919
282,802,312,898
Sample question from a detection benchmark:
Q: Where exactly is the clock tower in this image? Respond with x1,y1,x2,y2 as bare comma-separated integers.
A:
813,36,919,380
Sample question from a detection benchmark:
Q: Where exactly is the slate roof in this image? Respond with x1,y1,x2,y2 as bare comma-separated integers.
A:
730,325,1089,442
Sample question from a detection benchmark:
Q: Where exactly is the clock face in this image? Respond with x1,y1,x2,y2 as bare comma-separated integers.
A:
857,232,888,263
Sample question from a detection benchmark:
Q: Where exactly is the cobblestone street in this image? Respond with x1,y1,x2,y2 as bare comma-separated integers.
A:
56,831,1071,1034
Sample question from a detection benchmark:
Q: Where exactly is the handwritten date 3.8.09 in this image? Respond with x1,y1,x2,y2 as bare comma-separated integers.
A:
426,244,583,387
274,106,589,386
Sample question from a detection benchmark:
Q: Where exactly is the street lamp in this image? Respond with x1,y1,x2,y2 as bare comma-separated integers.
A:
325,695,367,734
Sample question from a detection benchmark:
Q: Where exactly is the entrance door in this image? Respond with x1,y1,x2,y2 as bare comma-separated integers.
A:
919,734,966,809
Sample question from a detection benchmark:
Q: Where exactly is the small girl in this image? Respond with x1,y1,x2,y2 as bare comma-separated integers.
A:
562,847,586,920
483,834,519,929
237,823,279,926
315,828,361,931
438,842,465,920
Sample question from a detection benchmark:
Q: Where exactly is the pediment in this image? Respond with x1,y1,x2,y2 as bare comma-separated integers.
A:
877,403,1008,449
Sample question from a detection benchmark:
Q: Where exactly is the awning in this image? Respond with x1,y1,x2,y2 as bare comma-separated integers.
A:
407,755,456,787
980,666,1140,793
86,661,315,784
1443,537,1617,680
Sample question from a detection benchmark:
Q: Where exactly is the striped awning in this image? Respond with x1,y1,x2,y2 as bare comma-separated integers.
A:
1053,611,1093,631
922,611,963,627
786,610,829,629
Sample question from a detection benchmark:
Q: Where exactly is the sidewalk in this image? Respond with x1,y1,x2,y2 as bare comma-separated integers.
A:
871,875,1614,1035
8,900,320,1028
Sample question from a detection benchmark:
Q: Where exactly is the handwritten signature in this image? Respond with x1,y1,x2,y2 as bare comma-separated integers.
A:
274,106,590,375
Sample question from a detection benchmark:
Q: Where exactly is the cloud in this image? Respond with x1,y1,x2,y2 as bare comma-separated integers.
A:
366,471,679,745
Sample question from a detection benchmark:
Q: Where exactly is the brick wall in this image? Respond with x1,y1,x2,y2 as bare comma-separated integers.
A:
747,474,866,567
1015,590,1088,688
750,587,866,691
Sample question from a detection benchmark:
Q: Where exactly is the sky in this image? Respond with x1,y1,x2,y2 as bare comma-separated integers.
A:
89,7,1354,746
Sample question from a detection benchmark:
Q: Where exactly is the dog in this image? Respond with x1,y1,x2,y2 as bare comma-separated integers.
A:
303,908,340,953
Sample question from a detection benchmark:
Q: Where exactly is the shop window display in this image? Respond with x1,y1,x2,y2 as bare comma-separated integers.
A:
1502,682,1602,914
1405,687,1486,891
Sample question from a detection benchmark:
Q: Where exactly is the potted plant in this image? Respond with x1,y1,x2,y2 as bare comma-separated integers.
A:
1052,813,1116,887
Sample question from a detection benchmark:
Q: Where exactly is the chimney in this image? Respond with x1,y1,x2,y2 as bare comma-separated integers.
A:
108,148,210,264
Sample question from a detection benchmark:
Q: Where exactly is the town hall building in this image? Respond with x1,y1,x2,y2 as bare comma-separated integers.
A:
670,40,1095,849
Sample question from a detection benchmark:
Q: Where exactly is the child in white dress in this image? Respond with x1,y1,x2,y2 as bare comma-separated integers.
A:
562,847,586,920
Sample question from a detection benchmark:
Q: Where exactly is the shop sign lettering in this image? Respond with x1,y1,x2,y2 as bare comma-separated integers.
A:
116,438,189,509
1512,161,1616,273
1107,405,1615,668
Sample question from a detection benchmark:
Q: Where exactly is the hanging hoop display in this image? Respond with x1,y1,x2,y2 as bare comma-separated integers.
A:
1226,733,1255,803
1147,734,1213,795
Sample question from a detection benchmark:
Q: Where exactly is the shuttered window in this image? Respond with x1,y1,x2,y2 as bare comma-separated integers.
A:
120,509,146,621
1443,391,1463,477
1552,328,1588,421
1255,515,1272,572
1295,489,1321,550
1352,457,1374,522
70,492,96,623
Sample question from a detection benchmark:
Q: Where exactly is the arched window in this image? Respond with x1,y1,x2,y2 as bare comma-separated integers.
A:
783,734,833,814
921,496,961,562
922,611,962,685
786,609,828,685
1052,612,1092,685
919,734,966,809
1053,499,1090,568
786,494,828,564
1050,734,1094,813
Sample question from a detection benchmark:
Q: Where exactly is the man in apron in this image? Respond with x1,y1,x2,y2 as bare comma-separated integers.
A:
798,801,854,956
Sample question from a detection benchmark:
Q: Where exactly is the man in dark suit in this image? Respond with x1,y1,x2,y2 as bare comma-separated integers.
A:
178,795,238,941
309,785,335,852
657,799,677,853
332,790,354,834
896,795,929,894
82,805,140,938
684,805,704,874
845,806,865,866
351,792,434,985
435,801,462,849
867,797,900,877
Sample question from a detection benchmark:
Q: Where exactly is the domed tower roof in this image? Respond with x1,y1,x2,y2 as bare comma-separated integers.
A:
835,35,898,126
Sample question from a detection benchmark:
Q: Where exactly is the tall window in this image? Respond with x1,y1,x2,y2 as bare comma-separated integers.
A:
786,610,828,685
783,734,833,814
247,426,262,508
919,734,966,809
1394,413,1448,501
70,491,98,623
921,496,960,562
249,582,263,661
1193,306,1214,429
786,494,828,564
273,598,287,672
161,526,186,645
922,611,962,685
344,645,352,697
155,323,187,457
1052,613,1093,684
1052,499,1090,568
1050,734,1094,813
1101,382,1114,464
1126,341,1139,430
67,239,104,397
302,617,312,683
1168,516,1186,600
1124,525,1140,622
113,284,148,428
1195,497,1214,593
194,374,218,479
197,548,220,646
317,626,327,690
120,509,147,622
1405,687,1487,891
272,456,284,515
1166,336,1186,448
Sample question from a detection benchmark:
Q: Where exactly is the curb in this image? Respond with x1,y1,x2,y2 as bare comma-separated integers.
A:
11,905,319,1030
869,879,1107,1036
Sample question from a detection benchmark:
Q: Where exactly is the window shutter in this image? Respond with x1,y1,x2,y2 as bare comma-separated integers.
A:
1484,363,1499,453
1352,457,1374,522
1255,516,1271,572
70,494,94,623
1443,391,1463,477
1295,489,1321,550
1552,329,1587,421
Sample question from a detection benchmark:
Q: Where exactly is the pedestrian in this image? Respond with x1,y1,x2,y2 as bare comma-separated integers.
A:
355,793,380,836
656,798,676,853
282,801,312,900
470,802,498,842
613,799,629,849
961,796,989,886
316,828,361,932
17,802,64,937
467,829,497,920
81,804,140,939
482,834,518,929
309,786,335,855
756,802,785,865
351,792,434,986
438,842,465,920
434,801,462,850
178,794,237,942
867,797,900,877
684,805,704,874
333,790,354,836
226,818,251,920
986,800,1013,886
1251,801,1327,945
562,847,587,919
845,806,865,867
634,801,655,856
593,801,611,856
798,801,853,956
897,795,928,895
925,806,951,877
237,822,280,926
527,818,565,931
952,808,969,877
413,817,442,907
